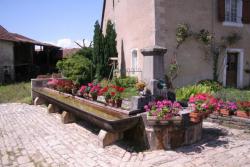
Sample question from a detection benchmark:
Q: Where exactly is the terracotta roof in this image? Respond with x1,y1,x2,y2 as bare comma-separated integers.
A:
0,25,59,47
0,25,17,42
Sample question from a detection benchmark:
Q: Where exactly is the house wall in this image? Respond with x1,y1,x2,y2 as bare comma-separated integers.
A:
102,0,155,79
0,40,15,83
155,0,250,88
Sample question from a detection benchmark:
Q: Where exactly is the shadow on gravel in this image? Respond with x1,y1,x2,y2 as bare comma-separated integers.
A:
175,127,229,154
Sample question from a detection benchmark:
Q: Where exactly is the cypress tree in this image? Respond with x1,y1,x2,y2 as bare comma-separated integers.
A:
93,21,104,79
103,20,117,78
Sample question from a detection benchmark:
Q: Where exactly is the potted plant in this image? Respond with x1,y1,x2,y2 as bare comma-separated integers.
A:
99,86,111,103
136,82,146,95
188,93,218,122
144,100,182,123
236,101,250,118
220,101,237,117
89,84,101,101
108,85,125,108
47,79,59,89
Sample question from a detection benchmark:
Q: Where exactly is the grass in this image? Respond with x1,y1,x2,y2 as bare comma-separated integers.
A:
0,82,32,104
215,88,250,102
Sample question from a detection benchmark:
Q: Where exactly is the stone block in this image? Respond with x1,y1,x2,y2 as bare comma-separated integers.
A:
47,104,60,113
34,97,46,106
98,130,123,148
131,96,150,110
61,111,76,124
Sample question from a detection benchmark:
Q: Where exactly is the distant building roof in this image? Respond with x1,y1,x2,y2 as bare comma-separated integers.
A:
0,25,59,48
63,48,80,58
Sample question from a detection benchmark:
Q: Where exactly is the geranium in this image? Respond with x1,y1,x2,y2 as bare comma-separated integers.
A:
89,85,101,97
145,100,182,120
56,80,74,93
225,101,238,112
189,93,218,113
47,79,59,89
109,85,125,101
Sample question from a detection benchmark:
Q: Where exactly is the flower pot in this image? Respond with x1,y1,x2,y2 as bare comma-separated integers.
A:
189,112,202,123
172,116,182,125
115,99,122,108
220,109,231,117
108,99,115,107
105,98,110,104
236,110,249,119
90,95,97,101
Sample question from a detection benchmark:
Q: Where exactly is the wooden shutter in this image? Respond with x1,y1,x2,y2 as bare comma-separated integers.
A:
218,0,226,22
242,0,250,24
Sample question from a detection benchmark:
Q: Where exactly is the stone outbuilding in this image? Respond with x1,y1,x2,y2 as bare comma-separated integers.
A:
0,25,62,84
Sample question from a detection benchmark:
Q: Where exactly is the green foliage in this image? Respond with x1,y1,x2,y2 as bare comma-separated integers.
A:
56,54,92,85
0,82,31,104
176,24,190,47
197,79,222,92
111,77,137,88
176,84,215,102
76,46,93,60
214,88,250,102
93,20,117,79
102,20,118,78
197,29,212,45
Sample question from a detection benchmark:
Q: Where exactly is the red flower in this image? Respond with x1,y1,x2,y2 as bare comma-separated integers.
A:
111,92,116,96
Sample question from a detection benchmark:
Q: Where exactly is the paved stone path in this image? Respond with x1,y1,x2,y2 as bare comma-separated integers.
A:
0,103,250,167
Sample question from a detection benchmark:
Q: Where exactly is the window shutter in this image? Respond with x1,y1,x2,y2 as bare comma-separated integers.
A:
242,0,250,24
218,0,225,22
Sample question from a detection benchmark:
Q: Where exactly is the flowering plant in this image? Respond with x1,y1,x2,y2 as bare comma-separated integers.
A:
136,82,146,91
56,80,74,93
89,84,101,97
109,85,125,101
99,86,111,100
237,101,250,112
189,93,218,113
144,100,182,120
224,101,238,112
47,79,59,89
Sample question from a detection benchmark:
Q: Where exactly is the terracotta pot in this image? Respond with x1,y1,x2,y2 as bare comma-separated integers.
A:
236,110,249,119
115,99,122,108
220,109,232,116
189,112,202,123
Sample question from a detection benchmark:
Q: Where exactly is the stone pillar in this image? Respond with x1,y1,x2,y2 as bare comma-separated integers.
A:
47,104,60,113
61,111,76,124
141,46,167,96
98,130,123,148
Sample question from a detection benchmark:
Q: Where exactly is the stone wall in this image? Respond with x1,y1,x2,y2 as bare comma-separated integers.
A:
155,0,250,88
102,0,156,80
206,114,250,130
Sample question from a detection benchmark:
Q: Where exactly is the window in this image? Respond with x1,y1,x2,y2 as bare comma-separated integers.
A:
225,0,242,24
131,50,138,73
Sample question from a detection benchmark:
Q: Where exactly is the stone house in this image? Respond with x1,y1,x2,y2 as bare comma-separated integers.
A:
101,0,250,89
0,25,62,83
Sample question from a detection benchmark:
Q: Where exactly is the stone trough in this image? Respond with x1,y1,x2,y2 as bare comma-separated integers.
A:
31,78,203,150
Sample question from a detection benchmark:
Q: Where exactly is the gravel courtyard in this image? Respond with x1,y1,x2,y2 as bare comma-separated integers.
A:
0,103,250,167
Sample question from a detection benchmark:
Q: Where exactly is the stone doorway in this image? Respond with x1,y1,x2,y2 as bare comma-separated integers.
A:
226,52,238,87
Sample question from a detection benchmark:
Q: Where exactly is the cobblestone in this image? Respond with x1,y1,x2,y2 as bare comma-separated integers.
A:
0,103,250,167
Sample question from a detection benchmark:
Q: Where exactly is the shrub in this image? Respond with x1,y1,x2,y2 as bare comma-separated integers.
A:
111,77,137,88
56,54,92,85
176,84,214,102
197,79,222,92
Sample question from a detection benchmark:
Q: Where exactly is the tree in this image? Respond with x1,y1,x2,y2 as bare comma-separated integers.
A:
93,21,104,78
103,20,118,78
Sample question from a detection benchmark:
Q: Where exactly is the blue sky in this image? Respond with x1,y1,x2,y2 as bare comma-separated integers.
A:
0,0,103,48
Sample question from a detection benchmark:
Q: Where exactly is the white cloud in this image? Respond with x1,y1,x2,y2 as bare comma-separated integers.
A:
45,38,91,49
